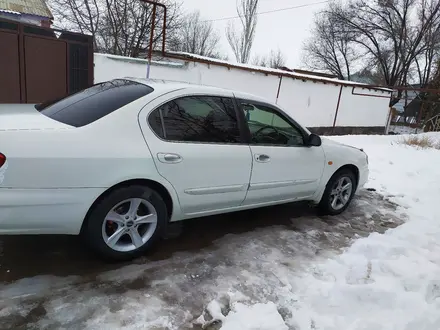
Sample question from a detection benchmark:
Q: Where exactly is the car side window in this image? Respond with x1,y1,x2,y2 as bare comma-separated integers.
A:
240,101,304,146
148,96,241,143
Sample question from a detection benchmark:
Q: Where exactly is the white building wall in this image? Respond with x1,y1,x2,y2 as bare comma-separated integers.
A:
197,63,281,102
94,54,280,102
94,53,391,130
276,78,339,127
335,87,391,127
93,54,195,83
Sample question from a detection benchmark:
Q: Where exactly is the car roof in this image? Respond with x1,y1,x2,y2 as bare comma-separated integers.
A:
124,77,271,104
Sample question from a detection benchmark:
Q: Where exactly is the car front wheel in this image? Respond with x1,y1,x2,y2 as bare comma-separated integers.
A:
319,169,356,215
83,185,167,261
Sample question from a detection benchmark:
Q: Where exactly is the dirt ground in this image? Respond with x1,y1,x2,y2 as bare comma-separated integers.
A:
0,190,403,330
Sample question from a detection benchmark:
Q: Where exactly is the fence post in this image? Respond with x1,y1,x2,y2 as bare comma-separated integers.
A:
332,86,343,134
384,107,392,134
146,3,157,79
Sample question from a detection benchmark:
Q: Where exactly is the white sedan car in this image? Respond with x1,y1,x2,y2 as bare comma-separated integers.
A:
0,78,368,260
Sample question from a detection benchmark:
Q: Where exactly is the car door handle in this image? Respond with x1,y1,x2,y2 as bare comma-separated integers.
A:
255,154,270,163
157,153,182,164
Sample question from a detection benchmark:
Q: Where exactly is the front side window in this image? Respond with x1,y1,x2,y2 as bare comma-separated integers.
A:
240,101,304,146
148,96,241,143
37,79,153,127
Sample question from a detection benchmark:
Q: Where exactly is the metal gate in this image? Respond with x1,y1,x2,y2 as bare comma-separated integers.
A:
0,18,93,104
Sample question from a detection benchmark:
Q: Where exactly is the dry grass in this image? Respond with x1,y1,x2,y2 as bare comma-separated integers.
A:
400,135,440,150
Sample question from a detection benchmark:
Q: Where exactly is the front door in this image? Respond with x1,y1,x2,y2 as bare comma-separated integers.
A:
139,91,252,215
237,99,325,205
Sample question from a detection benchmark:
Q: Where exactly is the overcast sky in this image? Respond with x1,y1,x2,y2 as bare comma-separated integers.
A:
180,0,329,69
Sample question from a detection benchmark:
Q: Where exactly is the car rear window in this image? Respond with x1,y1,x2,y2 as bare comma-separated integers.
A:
37,79,153,127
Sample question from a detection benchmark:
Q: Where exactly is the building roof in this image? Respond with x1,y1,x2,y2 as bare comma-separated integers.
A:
160,51,393,93
0,0,52,19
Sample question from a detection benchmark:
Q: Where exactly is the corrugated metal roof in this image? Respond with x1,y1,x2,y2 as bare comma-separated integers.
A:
0,8,20,14
0,0,52,19
161,51,393,92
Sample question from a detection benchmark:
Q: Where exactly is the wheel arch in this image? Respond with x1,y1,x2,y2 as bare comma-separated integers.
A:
80,178,174,235
320,163,360,198
335,164,360,187
316,163,360,215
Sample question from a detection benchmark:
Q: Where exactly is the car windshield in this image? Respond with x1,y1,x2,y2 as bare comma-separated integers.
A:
37,79,153,127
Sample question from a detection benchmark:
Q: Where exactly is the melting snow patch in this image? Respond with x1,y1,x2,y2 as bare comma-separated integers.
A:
196,292,287,330
0,275,78,300
206,299,226,322
220,302,288,330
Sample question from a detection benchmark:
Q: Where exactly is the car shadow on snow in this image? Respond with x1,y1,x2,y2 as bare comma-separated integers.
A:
0,190,403,283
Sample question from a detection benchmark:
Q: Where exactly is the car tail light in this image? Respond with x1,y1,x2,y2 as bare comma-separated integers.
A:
0,153,6,168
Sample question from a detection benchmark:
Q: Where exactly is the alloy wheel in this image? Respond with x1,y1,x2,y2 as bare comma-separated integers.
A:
102,198,158,252
329,176,353,211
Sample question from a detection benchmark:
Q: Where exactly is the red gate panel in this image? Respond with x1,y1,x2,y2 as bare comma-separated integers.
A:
24,36,67,103
0,31,21,103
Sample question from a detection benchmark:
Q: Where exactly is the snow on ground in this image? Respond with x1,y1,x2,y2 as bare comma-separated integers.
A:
220,302,288,330
192,132,440,330
283,132,440,330
0,133,439,329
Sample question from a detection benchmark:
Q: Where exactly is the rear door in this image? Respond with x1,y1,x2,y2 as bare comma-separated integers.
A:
139,90,252,216
236,98,325,205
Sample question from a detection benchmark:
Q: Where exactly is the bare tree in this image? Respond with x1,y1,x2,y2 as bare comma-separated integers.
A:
252,49,286,69
251,55,266,67
305,0,440,86
226,0,259,63
168,11,221,58
303,0,440,106
422,61,440,123
48,0,182,57
303,7,359,80
49,0,100,49
350,64,388,85
413,0,440,87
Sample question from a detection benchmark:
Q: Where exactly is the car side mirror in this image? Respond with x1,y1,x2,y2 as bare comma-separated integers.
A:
307,133,322,147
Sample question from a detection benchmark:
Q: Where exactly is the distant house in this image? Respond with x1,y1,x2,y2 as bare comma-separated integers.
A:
390,85,423,125
0,0,53,27
393,85,421,114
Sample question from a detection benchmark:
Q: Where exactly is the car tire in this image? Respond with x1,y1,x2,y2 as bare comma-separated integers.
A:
318,169,357,216
82,185,167,261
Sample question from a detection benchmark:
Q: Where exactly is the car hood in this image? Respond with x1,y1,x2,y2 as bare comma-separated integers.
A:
0,104,73,131
321,137,364,152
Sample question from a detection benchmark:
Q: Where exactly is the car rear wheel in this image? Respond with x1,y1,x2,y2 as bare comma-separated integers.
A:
318,169,356,215
83,185,167,261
